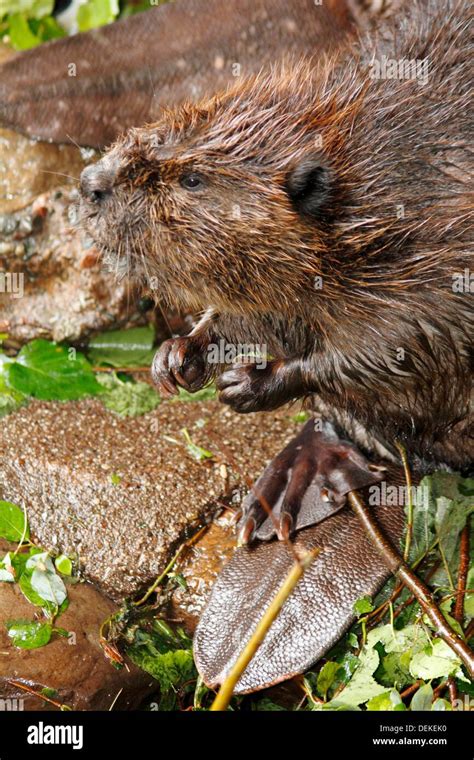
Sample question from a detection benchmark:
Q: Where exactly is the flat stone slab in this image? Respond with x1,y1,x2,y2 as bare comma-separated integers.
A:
0,398,300,600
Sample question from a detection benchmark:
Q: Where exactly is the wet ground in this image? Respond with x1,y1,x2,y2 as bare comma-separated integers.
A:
0,397,302,602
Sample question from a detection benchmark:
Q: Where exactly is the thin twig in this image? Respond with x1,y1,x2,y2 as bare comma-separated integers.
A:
367,553,441,630
395,441,413,562
93,366,151,373
133,524,208,607
108,687,124,711
392,561,442,623
454,519,470,623
348,491,474,678
210,547,320,711
400,680,422,700
446,676,458,708
7,680,72,711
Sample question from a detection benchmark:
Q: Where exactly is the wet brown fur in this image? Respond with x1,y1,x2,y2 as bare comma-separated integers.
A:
81,0,473,471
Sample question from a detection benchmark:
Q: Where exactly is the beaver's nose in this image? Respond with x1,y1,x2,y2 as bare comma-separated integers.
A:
80,162,116,203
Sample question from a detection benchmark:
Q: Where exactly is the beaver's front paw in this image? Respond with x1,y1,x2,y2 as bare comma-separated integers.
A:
151,336,212,398
216,360,290,413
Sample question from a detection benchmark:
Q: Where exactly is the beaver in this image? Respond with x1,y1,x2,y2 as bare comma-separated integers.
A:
79,0,473,546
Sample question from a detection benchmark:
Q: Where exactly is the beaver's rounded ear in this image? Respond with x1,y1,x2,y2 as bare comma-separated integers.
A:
285,158,332,221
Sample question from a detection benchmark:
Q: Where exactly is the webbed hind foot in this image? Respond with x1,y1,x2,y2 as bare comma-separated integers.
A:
238,418,386,543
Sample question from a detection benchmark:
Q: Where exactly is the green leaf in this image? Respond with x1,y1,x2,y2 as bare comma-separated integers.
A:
367,622,432,692
409,473,473,566
6,619,52,649
347,632,359,649
353,596,374,616
329,651,360,691
26,552,67,606
171,383,217,404
432,698,451,711
88,326,155,368
0,552,15,582
290,411,310,423
0,500,29,542
325,642,386,709
6,340,102,401
436,604,465,639
366,689,405,711
97,373,160,417
53,626,70,638
0,373,26,418
181,428,213,461
0,0,53,21
409,639,465,681
126,620,196,695
410,682,433,711
175,385,217,403
316,661,340,700
6,13,41,49
325,623,436,711
29,14,65,42
54,554,72,576
77,0,119,31
19,570,69,617
129,647,195,692
375,651,413,690
41,687,58,698
6,547,39,583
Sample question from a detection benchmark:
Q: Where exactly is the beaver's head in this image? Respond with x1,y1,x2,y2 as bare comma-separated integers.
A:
79,63,352,316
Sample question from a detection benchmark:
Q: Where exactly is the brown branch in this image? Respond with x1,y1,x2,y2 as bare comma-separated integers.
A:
368,559,442,630
395,441,413,561
93,366,151,373
7,680,71,711
348,491,474,678
392,561,442,623
446,676,458,708
400,680,422,700
454,518,470,624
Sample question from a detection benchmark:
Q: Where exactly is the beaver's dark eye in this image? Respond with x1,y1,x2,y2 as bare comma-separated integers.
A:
179,172,204,191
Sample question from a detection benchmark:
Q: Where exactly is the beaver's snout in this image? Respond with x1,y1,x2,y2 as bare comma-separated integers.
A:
80,160,118,204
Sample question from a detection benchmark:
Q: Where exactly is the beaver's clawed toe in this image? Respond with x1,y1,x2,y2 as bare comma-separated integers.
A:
217,360,296,413
151,335,212,398
237,419,385,543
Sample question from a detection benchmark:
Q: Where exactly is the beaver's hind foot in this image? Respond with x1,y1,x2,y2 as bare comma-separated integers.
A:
238,419,386,543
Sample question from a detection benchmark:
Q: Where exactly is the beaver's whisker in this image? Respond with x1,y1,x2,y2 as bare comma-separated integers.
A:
65,133,86,155
40,170,79,182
